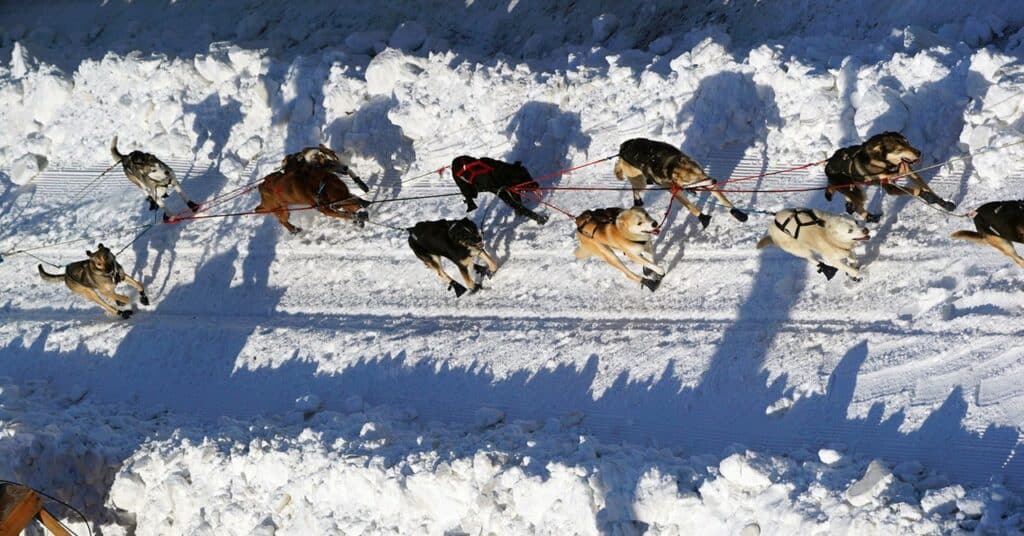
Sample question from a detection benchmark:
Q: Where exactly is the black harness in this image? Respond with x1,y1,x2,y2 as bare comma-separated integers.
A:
827,146,898,183
775,210,825,240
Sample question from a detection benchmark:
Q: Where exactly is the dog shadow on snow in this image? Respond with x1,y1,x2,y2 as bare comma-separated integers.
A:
840,68,980,268
657,71,780,274
127,92,245,296
478,100,591,265
0,216,285,526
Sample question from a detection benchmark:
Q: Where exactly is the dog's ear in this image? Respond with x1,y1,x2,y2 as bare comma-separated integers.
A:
98,243,105,249
86,250,93,257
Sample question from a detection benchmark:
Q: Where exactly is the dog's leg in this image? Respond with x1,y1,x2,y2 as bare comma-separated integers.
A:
169,174,199,211
825,253,860,278
121,274,150,305
593,244,644,283
842,186,877,222
71,286,123,317
499,190,548,225
456,258,478,292
980,234,1024,267
615,160,645,207
274,207,300,234
620,244,665,277
705,181,748,222
671,190,711,229
474,248,499,273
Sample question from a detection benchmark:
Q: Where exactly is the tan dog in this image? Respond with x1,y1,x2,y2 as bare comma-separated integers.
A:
254,166,369,234
574,207,664,291
824,131,955,222
37,243,148,319
756,208,870,280
614,138,748,229
281,144,369,193
951,201,1024,268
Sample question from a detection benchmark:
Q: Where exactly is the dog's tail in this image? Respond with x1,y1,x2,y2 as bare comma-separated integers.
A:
38,264,64,282
110,136,125,162
756,235,774,250
951,230,986,243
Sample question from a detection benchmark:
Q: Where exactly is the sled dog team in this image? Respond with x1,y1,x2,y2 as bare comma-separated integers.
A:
38,133,1024,317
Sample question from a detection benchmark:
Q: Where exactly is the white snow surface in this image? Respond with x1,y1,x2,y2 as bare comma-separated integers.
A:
1,1,1024,534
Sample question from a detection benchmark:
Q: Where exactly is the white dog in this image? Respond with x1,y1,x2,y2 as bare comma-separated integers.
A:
756,208,870,280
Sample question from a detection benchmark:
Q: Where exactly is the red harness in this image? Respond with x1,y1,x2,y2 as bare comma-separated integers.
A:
453,160,494,185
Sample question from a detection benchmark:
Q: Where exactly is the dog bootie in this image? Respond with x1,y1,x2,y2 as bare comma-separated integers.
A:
698,213,712,229
824,190,834,202
535,213,549,226
641,277,661,292
118,310,134,320
866,212,881,223
474,264,493,279
844,202,856,215
139,293,150,306
633,198,645,207
449,280,467,297
816,262,838,280
730,208,748,222
465,200,478,212
147,197,159,211
187,201,201,212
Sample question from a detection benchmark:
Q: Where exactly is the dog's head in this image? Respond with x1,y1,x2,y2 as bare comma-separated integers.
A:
616,207,660,237
449,218,485,250
669,155,711,188
86,243,117,275
286,144,347,173
825,216,871,245
864,132,921,167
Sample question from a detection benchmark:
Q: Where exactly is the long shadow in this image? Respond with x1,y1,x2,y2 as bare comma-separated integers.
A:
482,101,590,264
859,63,979,264
322,95,417,203
660,71,781,273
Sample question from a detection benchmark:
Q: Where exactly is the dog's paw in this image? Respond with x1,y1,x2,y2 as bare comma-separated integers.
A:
139,294,150,306
118,310,134,320
816,262,838,280
824,190,834,202
844,202,856,215
698,213,712,229
352,176,370,193
866,212,881,223
465,201,478,212
147,198,159,211
641,277,661,292
449,281,467,297
633,198,644,207
535,214,549,226
288,227,303,235
940,199,957,211
730,208,748,222
187,201,201,212
473,264,493,278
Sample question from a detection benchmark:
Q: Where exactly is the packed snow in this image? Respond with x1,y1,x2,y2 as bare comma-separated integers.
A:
1,1,1024,534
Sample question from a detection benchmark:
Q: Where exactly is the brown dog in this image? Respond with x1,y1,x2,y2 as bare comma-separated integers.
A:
574,207,664,291
254,165,369,234
951,201,1024,268
614,138,747,229
37,243,148,319
824,131,955,222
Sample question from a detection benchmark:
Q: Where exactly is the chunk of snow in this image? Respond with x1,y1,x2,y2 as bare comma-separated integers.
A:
10,153,47,185
719,453,772,490
845,459,893,507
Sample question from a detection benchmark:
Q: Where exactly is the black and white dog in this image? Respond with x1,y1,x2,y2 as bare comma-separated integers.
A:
450,156,549,225
407,218,498,297
111,136,198,221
